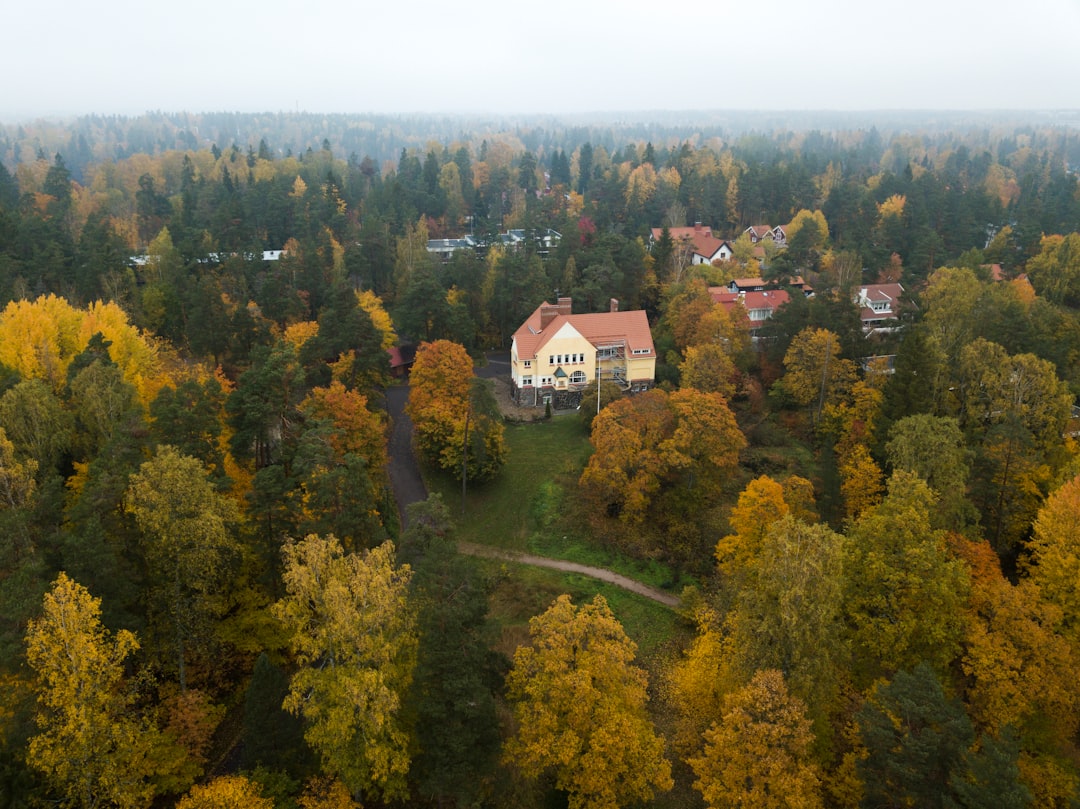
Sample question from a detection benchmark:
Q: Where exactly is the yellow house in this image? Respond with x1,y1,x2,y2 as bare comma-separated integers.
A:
510,297,656,408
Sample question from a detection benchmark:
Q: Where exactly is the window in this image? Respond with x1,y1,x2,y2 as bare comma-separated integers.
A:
632,348,651,355
570,370,586,384
549,355,554,365
522,376,533,386
541,376,553,386
523,360,531,368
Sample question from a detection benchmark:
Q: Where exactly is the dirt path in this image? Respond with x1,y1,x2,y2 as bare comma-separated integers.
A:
456,542,681,608
386,360,679,610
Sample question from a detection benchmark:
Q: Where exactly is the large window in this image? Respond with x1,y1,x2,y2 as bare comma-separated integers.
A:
570,371,586,384
522,376,533,386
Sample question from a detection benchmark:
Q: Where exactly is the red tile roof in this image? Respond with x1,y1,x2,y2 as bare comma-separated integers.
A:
692,235,731,260
708,288,789,321
512,302,655,360
651,224,712,242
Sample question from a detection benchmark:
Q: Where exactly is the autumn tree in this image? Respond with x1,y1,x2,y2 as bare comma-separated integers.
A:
274,534,417,801
174,775,274,809
407,339,506,482
715,475,790,576
579,387,745,566
1025,474,1080,643
680,341,738,399
581,388,744,525
780,327,857,421
838,444,884,522
1026,232,1080,307
689,669,824,809
885,414,974,529
504,594,672,809
843,472,969,685
577,378,624,432
954,537,1078,745
726,517,848,725
294,380,391,547
125,445,240,690
954,338,1071,550
25,574,164,809
666,606,737,755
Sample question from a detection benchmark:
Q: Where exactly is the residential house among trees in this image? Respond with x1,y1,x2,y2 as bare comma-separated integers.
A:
855,283,906,334
510,298,656,408
710,287,790,335
743,224,787,246
649,223,733,264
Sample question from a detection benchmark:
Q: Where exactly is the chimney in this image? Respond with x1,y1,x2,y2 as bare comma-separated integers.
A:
540,303,559,331
609,298,619,313
556,297,572,316
694,221,702,232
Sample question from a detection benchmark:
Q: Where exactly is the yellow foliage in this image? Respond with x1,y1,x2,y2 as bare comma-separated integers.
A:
274,536,416,801
176,775,274,809
26,574,162,809
298,777,360,809
877,194,906,219
716,476,790,575
665,609,738,755
0,295,166,405
283,320,319,348
840,444,884,522
355,290,397,352
1018,753,1079,809
689,670,823,809
505,595,673,809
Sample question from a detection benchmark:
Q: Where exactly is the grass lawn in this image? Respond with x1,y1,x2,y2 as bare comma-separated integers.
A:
425,414,593,553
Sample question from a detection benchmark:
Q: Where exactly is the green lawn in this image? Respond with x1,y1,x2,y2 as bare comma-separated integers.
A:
426,415,593,553
422,411,693,650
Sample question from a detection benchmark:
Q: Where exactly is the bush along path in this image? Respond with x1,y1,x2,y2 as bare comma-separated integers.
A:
385,380,679,609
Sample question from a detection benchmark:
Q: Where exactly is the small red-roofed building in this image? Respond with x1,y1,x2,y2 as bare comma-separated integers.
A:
510,297,655,408
710,287,791,335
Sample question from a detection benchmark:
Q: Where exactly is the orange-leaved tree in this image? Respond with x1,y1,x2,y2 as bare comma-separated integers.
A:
407,340,505,481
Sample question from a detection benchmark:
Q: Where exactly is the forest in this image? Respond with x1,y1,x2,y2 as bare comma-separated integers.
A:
2,110,1080,808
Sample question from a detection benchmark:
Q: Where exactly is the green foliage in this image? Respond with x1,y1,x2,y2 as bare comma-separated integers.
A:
404,496,501,806
241,653,311,775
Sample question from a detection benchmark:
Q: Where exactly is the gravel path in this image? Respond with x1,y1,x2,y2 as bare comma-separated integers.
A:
456,542,681,608
385,358,679,609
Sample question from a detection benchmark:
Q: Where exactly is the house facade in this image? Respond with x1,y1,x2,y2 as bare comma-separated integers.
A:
510,297,655,408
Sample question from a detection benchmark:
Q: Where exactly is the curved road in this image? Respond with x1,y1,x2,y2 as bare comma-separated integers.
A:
385,372,679,609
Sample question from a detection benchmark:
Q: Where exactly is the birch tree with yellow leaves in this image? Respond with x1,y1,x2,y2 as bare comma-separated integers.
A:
26,574,161,809
274,534,417,802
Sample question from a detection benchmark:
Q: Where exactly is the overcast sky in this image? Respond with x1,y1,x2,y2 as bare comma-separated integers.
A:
3,0,1079,122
